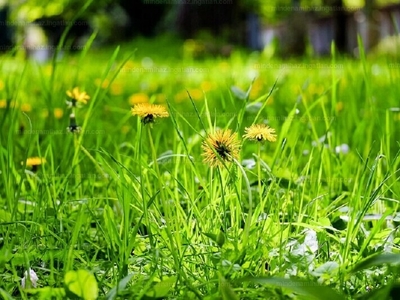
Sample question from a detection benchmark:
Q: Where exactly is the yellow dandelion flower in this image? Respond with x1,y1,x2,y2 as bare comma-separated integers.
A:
124,60,137,68
0,99,6,109
41,109,49,118
336,101,344,112
249,86,262,100
218,62,230,71
174,90,188,103
131,103,169,124
25,157,46,167
121,125,130,134
201,81,215,92
20,103,32,112
110,82,123,95
66,87,90,106
156,93,166,103
202,129,240,167
129,93,149,105
54,108,63,119
188,88,203,101
243,124,277,142
0,79,4,91
94,78,109,89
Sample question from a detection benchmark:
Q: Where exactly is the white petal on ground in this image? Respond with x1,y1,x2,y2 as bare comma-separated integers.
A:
335,144,350,154
21,268,38,288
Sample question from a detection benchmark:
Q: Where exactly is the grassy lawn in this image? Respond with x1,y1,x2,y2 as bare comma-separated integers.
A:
1,36,400,299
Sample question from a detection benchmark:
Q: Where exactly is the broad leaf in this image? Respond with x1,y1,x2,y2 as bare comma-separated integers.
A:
65,269,98,300
219,274,239,300
236,276,343,300
106,274,134,300
145,277,176,298
351,253,400,273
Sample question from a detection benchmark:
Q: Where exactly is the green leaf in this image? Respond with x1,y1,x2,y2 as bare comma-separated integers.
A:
203,232,218,243
0,288,14,300
236,276,343,300
312,261,339,277
216,230,226,247
145,277,176,298
350,253,400,273
25,287,66,299
219,274,239,300
64,270,98,300
0,209,11,222
106,274,134,300
319,217,331,227
104,205,122,250
203,230,225,247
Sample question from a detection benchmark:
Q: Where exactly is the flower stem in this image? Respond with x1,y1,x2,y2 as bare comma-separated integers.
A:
257,144,262,201
139,124,154,248
233,158,252,245
146,126,182,277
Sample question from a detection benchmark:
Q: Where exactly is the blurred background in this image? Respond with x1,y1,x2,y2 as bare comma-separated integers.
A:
0,0,400,61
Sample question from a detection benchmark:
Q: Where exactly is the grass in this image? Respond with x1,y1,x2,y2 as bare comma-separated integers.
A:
1,35,400,299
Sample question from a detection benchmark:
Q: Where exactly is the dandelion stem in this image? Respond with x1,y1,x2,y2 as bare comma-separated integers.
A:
217,166,227,233
257,144,262,201
233,158,252,245
146,126,182,279
73,134,82,198
138,124,154,248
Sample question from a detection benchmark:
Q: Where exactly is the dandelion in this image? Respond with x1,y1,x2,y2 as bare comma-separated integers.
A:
20,103,32,112
110,82,123,95
336,101,344,112
202,129,240,167
131,103,169,124
201,81,215,92
67,113,80,133
187,88,203,101
243,124,277,142
174,90,188,103
24,157,46,172
54,108,63,119
66,87,90,107
129,93,149,105
94,78,110,89
25,157,46,167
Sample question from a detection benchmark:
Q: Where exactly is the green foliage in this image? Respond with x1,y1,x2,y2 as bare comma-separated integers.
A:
10,0,112,21
64,269,98,300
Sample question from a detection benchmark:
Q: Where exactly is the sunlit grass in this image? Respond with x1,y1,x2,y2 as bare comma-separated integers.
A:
1,36,400,299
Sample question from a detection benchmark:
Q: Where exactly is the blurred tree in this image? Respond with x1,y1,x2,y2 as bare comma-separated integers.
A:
8,0,170,46
240,0,364,55
118,0,168,38
0,3,13,52
175,0,245,44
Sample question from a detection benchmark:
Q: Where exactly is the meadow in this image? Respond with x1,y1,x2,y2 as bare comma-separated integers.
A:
1,35,400,299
